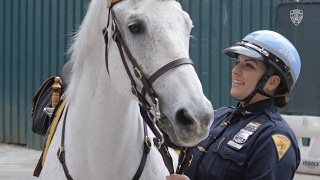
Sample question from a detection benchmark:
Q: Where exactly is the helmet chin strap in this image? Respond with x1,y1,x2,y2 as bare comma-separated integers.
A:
238,66,276,107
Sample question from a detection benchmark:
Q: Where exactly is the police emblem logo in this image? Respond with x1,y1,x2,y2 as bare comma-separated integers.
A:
272,134,291,161
290,9,303,26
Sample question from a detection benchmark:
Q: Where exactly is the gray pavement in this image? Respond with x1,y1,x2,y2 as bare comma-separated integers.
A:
0,143,319,180
0,143,41,180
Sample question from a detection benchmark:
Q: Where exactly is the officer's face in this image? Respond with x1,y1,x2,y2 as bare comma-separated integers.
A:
230,54,267,104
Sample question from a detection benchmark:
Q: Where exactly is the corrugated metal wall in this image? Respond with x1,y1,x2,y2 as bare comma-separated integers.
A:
0,0,306,150
276,2,320,116
0,0,90,149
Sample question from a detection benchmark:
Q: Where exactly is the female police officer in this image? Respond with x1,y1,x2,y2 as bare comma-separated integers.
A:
167,30,301,180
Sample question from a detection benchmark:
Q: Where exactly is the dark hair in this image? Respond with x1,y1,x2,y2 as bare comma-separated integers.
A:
274,80,289,108
274,96,289,108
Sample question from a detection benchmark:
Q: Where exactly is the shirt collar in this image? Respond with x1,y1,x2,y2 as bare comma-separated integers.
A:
237,98,274,115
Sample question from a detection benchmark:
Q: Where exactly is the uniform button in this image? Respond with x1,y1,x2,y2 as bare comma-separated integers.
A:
225,151,230,156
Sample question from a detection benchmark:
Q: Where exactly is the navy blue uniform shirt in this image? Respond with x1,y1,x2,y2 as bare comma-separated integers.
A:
185,98,300,180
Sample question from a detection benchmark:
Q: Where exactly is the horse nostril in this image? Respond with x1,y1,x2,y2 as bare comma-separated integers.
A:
176,109,194,126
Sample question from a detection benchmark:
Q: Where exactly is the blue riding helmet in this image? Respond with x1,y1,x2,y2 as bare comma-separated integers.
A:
223,30,301,94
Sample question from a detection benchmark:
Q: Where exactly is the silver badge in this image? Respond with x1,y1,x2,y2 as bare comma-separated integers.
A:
227,121,262,150
233,129,252,144
290,9,303,26
227,140,243,150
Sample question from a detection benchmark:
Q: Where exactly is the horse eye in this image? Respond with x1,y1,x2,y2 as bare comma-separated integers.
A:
128,23,142,33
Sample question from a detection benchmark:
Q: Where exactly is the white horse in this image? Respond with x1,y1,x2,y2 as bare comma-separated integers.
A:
40,0,213,179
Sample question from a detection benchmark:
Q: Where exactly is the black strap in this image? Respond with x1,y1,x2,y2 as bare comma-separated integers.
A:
57,105,73,180
132,120,151,180
144,113,174,174
154,138,175,174
33,98,65,177
176,147,194,174
243,67,276,106
102,8,113,74
33,152,43,177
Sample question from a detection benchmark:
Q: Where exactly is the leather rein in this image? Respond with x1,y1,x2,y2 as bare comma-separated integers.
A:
58,1,194,179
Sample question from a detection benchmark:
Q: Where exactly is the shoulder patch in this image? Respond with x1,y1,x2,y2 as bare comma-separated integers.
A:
272,134,291,161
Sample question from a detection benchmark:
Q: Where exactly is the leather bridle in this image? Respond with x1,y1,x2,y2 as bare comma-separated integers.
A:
58,0,195,179
103,0,195,177
103,3,194,113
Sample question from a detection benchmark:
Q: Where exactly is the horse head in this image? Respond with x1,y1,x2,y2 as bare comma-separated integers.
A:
105,0,214,147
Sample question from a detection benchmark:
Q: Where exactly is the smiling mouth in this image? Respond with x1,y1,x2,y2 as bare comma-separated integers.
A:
233,80,244,85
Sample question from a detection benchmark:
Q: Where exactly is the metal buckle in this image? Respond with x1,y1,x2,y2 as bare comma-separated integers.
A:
154,138,163,149
43,107,54,117
152,98,165,148
221,121,230,126
188,154,193,165
57,146,64,159
103,26,108,36
134,67,142,80
153,98,162,121
145,136,152,150
197,146,208,153
131,86,138,96
112,21,117,41
145,98,165,149
260,48,269,57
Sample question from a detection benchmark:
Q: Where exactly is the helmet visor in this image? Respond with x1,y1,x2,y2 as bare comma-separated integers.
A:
222,45,264,61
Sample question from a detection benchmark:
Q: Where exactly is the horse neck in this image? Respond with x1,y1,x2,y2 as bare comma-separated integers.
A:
64,62,146,178
66,57,144,144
